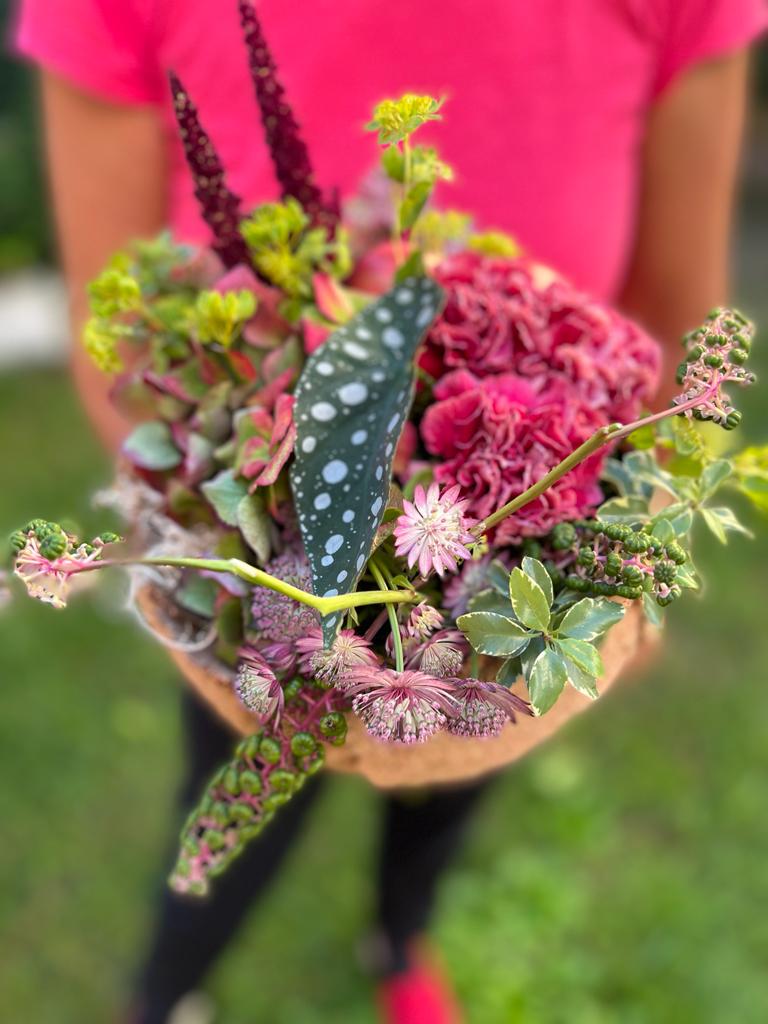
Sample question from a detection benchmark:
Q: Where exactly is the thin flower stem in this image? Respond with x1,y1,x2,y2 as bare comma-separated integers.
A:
369,558,404,673
107,556,416,616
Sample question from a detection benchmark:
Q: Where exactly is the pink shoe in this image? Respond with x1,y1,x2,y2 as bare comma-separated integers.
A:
376,947,463,1024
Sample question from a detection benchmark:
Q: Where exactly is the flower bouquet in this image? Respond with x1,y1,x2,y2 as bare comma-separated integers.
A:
9,1,764,896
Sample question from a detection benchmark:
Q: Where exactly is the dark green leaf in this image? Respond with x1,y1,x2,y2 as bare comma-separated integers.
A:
467,590,518,617
528,647,568,715
290,277,443,642
508,567,550,632
201,469,248,527
487,559,513,597
558,597,624,641
456,612,533,658
123,421,182,471
496,658,522,687
650,517,675,545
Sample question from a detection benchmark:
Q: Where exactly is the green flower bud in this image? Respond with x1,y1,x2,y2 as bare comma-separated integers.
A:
675,363,688,384
202,829,226,852
98,531,121,545
522,538,543,558
593,581,616,596
724,411,742,430
222,767,241,796
703,353,723,369
262,792,291,813
654,562,677,585
9,530,27,553
258,736,282,765
290,732,318,759
305,747,327,769
686,345,705,362
729,348,748,365
228,802,256,825
605,552,624,577
616,585,642,600
236,732,264,762
565,574,590,593
577,546,596,568
283,678,304,703
621,564,644,585
210,801,231,827
550,522,577,550
665,544,687,565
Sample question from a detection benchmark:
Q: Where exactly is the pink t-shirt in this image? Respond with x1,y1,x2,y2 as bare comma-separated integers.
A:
14,0,766,299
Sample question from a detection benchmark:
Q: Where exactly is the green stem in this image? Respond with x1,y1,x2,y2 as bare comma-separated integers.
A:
121,556,417,617
369,558,404,673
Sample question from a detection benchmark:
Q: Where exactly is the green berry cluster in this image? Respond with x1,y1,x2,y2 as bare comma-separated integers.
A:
540,520,688,607
9,520,122,561
170,682,347,896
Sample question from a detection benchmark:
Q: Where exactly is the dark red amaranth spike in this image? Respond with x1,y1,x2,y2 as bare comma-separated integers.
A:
169,71,251,268
237,0,340,230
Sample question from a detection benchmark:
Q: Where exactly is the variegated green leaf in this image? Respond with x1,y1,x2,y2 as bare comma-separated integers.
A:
290,277,443,642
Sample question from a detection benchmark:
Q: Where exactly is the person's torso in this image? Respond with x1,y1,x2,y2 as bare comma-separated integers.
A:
154,0,660,299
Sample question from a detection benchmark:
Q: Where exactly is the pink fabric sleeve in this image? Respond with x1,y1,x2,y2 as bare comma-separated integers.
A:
654,0,768,96
13,0,164,105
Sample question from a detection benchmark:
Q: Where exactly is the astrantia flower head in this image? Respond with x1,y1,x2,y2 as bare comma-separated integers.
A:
250,549,319,642
405,629,467,678
447,679,533,738
406,601,444,639
348,668,459,744
295,627,379,690
12,524,116,609
234,646,284,721
393,483,475,578
674,308,755,428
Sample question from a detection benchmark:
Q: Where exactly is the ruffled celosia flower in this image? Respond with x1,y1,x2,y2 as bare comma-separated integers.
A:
406,602,444,639
348,668,459,744
295,627,379,690
446,679,533,738
404,629,467,678
234,647,284,721
13,535,105,609
393,483,475,578
421,370,604,540
422,252,660,422
250,549,318,642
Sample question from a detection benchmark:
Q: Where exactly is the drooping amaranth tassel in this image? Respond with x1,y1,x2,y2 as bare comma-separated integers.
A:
169,71,251,268
237,0,340,229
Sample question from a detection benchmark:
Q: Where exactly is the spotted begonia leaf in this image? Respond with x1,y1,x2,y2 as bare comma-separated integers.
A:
290,276,443,643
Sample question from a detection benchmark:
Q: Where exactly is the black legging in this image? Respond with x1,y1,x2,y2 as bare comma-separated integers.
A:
134,690,493,1023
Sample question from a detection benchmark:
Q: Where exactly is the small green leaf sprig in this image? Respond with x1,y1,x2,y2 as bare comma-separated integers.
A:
458,557,624,714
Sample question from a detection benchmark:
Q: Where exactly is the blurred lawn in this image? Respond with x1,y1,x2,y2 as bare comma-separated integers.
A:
1,294,767,1022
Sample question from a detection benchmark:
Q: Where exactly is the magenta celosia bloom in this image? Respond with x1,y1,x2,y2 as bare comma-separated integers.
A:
422,251,660,422
349,669,460,744
421,370,605,540
295,626,379,689
393,483,475,578
13,536,104,609
235,646,284,721
250,549,318,642
446,679,533,738
404,629,467,678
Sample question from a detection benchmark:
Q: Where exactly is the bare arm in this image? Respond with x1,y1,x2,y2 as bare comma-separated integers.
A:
41,71,168,452
619,51,749,405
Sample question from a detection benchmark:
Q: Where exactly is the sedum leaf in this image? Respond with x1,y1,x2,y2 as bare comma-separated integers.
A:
558,597,624,641
201,469,248,527
123,421,182,471
456,612,533,658
237,492,271,564
527,647,568,715
508,567,551,632
290,277,443,642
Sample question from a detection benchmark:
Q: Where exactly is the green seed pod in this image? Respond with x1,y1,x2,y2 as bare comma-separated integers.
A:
239,823,264,843
283,678,304,703
290,732,318,759
593,581,615,596
565,574,590,593
621,564,644,585
522,538,543,558
25,518,53,535
210,800,231,827
653,561,677,584
577,546,596,568
656,592,675,608
686,345,705,362
729,348,748,365
262,792,291,813
98,531,121,544
39,531,68,560
222,767,241,796
9,530,27,553
258,736,283,765
319,712,347,739
724,411,742,430
236,732,264,762
239,770,263,796
675,363,687,384
550,522,576,550
181,836,200,859
704,353,723,368
174,858,191,878
605,552,623,577
665,544,687,565
269,769,298,794
616,585,642,600
306,748,327,772
228,802,256,825
202,829,226,852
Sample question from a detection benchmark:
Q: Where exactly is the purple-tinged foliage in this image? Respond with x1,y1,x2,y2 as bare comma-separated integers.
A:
237,0,339,229
168,71,250,268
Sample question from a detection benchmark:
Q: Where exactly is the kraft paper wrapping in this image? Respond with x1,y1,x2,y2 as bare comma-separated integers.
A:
136,588,658,790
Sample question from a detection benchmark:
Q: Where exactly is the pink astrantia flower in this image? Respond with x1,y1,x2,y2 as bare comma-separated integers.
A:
393,483,475,578
420,370,605,540
250,549,319,642
348,668,460,744
446,679,533,738
13,535,104,609
405,602,444,639
234,646,284,722
295,626,380,689
422,251,660,421
404,629,467,678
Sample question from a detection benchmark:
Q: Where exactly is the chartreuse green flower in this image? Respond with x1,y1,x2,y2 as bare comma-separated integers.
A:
193,289,256,348
457,557,625,715
468,230,520,258
366,94,444,145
